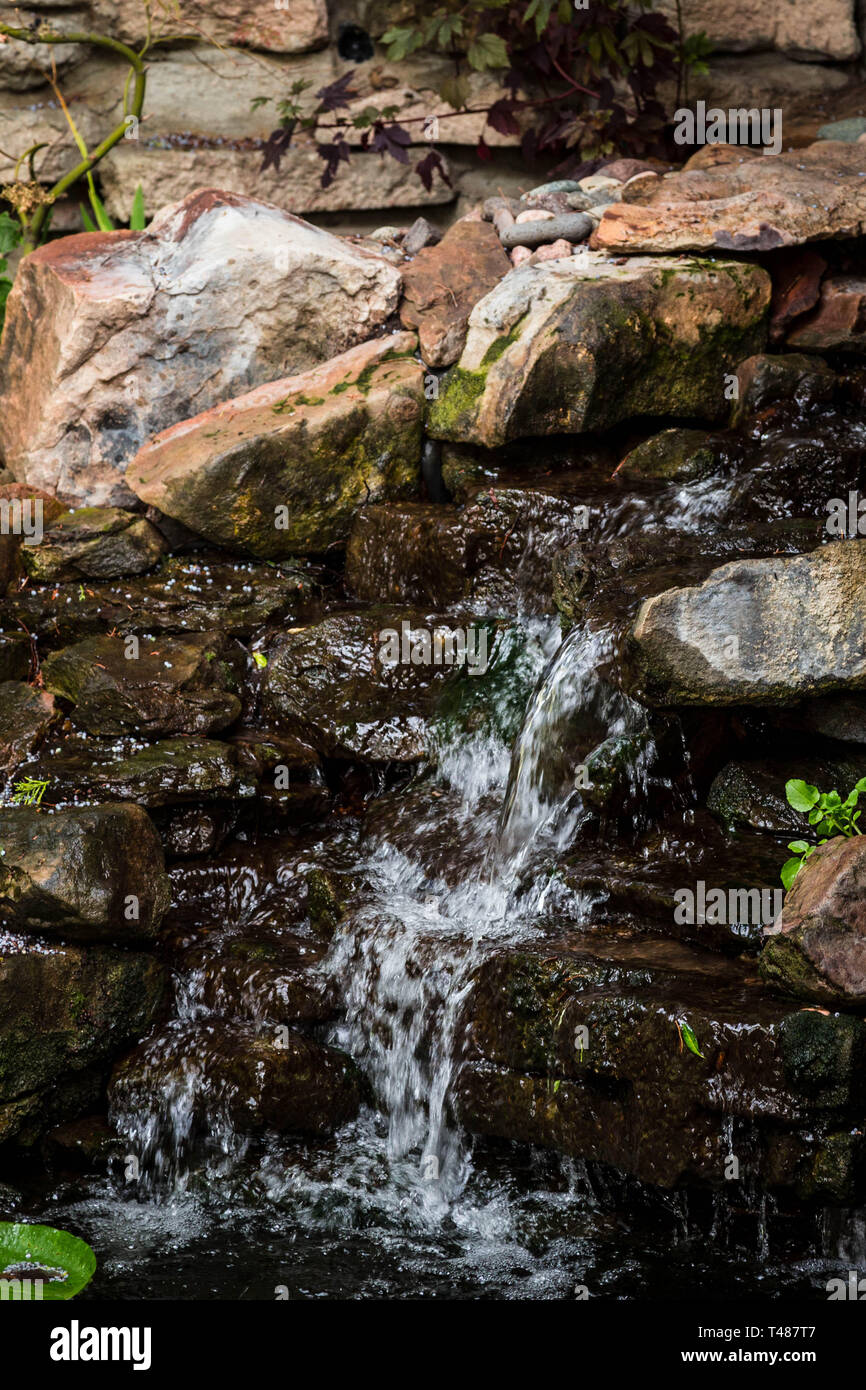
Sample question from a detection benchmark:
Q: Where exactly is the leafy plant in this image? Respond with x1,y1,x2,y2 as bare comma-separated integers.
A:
780,776,866,890
256,0,710,194
80,182,147,233
0,1222,96,1299
0,210,21,334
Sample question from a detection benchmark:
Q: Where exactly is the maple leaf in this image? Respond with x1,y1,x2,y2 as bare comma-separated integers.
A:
416,150,452,194
370,122,412,164
260,125,295,175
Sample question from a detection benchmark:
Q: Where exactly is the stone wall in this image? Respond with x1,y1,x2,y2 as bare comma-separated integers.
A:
0,0,863,230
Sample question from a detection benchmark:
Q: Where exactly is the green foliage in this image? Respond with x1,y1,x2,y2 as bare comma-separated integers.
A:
0,1222,96,1299
80,182,146,233
129,183,147,231
780,776,866,890
0,210,21,336
679,1020,704,1060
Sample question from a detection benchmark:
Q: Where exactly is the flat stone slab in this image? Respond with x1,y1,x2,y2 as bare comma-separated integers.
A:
593,141,866,253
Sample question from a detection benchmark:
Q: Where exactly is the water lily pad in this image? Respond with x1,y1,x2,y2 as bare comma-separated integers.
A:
0,1223,96,1299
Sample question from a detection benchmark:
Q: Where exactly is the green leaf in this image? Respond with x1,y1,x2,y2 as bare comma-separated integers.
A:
786,841,810,853
0,1222,96,1300
252,651,268,669
680,1021,705,1060
382,25,424,62
781,856,802,891
467,33,509,71
785,779,820,813
88,183,115,233
0,211,21,258
79,204,98,234
439,74,470,110
129,184,146,231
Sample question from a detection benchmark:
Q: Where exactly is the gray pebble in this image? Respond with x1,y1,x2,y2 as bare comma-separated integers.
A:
500,212,593,250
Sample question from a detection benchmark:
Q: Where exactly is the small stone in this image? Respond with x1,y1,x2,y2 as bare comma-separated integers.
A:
369,225,404,243
515,208,555,223
511,246,532,266
817,117,866,142
403,216,441,256
530,238,574,263
500,213,593,249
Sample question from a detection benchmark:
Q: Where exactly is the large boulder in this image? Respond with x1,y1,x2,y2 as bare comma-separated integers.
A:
0,803,169,943
628,541,866,706
761,838,866,1004
41,632,241,736
0,190,403,507
427,253,769,447
0,945,166,1109
593,142,866,254
126,335,424,557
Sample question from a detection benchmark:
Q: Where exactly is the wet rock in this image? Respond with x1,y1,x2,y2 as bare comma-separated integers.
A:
499,213,593,250
20,507,167,583
262,608,475,762
231,731,329,819
614,428,721,482
41,632,241,736
768,248,827,343
111,1021,361,1136
0,633,33,684
457,935,866,1196
399,220,510,369
708,754,866,834
0,485,66,594
592,142,866,253
0,190,403,507
0,944,166,1107
182,934,337,1025
1,556,321,646
19,736,258,810
0,803,169,943
0,683,57,777
40,1114,118,1172
428,253,769,448
345,486,591,615
761,837,866,1004
786,275,866,352
127,335,423,558
731,352,836,425
628,541,866,707
159,806,236,860
785,694,866,745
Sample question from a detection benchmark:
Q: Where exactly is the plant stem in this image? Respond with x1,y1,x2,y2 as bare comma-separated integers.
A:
0,25,147,251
